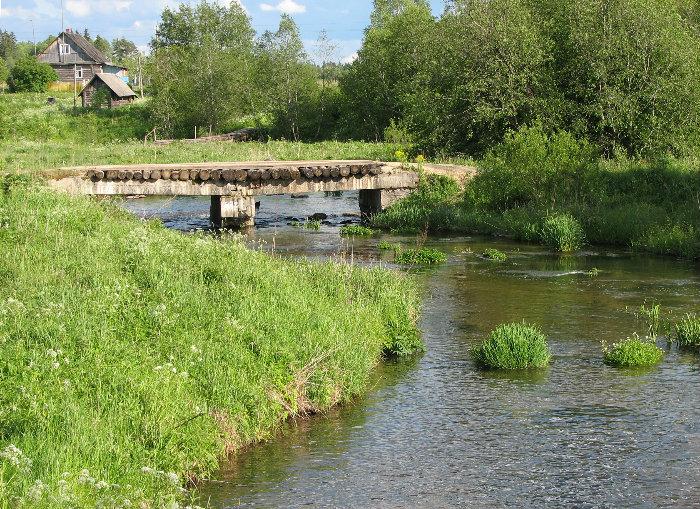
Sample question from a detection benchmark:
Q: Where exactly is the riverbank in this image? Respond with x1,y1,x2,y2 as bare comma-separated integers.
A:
0,179,422,508
373,128,700,260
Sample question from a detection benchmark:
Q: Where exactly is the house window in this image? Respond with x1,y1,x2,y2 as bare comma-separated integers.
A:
75,68,83,79
59,44,70,55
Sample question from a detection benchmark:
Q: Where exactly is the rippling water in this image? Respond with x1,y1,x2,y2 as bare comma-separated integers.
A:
122,193,700,508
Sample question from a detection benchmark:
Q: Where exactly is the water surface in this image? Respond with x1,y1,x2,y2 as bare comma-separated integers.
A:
122,194,700,508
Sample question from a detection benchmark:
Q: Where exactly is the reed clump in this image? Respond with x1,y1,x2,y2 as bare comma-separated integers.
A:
471,323,551,370
603,335,664,368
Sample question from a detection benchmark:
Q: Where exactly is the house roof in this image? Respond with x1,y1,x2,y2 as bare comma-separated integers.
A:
40,31,127,69
80,73,138,98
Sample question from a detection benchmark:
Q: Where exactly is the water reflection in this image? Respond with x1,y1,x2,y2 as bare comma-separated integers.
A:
121,194,700,508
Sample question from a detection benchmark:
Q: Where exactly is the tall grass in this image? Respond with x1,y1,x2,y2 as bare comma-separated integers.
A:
603,335,665,368
674,314,700,348
0,181,422,508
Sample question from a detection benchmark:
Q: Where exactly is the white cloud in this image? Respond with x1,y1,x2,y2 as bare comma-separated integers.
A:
66,0,91,17
341,52,358,64
259,0,305,14
60,0,134,18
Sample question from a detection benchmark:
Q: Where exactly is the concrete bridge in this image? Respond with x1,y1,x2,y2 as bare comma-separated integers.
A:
44,160,444,228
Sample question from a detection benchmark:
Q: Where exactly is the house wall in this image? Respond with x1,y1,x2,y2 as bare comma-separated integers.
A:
54,64,102,85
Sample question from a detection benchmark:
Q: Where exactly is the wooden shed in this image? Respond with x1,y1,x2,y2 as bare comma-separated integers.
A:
79,73,138,108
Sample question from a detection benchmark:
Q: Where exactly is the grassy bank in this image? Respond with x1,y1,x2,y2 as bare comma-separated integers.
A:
373,127,700,259
0,180,422,507
0,92,403,174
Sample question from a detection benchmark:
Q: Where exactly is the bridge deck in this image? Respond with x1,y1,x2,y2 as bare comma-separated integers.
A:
44,160,420,197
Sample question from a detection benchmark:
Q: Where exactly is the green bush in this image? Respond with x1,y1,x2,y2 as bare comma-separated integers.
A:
541,213,585,252
674,314,700,348
603,335,664,367
378,240,400,251
471,322,551,370
394,247,447,265
340,225,376,236
8,57,58,93
482,248,507,261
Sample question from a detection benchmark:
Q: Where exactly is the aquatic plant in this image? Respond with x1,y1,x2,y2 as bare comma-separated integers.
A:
394,247,447,265
541,213,585,252
482,248,507,261
636,303,663,337
0,183,422,508
603,334,664,367
306,220,321,230
378,240,400,251
674,314,700,348
340,225,376,237
471,322,551,370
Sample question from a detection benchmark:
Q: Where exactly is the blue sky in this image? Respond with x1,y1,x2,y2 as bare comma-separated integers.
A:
0,0,445,62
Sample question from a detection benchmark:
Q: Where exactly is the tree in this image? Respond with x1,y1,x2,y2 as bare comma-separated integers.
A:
0,31,17,62
256,15,318,140
8,57,58,92
112,38,138,64
83,29,92,41
93,35,112,60
0,58,9,87
150,0,256,137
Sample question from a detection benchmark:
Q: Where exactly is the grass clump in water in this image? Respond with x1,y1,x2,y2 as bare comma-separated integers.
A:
340,225,376,237
378,241,400,251
541,213,585,252
674,314,700,348
394,247,447,265
0,180,422,508
305,220,321,230
603,334,664,367
471,323,551,370
482,248,507,261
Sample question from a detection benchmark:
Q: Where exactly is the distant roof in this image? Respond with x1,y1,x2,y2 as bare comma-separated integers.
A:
80,73,138,98
40,31,127,69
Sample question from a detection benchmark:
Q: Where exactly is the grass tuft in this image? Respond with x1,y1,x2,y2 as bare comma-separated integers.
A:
603,334,664,367
471,322,551,370
340,225,376,237
541,213,585,252
482,248,507,261
394,248,447,265
674,314,700,348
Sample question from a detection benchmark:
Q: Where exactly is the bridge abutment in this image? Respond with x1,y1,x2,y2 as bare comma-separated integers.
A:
211,193,256,229
359,188,412,219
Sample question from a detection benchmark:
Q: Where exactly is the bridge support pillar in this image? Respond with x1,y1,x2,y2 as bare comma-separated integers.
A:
211,193,256,229
359,188,412,219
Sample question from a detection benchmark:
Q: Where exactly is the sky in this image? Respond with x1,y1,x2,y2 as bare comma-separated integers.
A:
0,0,445,63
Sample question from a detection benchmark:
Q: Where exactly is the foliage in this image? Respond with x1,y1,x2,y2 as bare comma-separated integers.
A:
394,247,447,265
483,248,507,262
674,314,700,348
540,213,586,252
340,225,376,237
0,184,421,507
7,57,58,93
603,334,665,367
305,220,321,230
471,322,551,370
0,58,8,86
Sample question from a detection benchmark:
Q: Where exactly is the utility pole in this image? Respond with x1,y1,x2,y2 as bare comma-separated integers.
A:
61,0,65,33
73,63,77,108
30,19,36,55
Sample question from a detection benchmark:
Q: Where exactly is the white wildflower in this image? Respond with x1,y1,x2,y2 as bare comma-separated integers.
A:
166,472,180,486
0,444,32,471
51,362,60,370
27,479,47,501
94,480,109,490
46,349,58,359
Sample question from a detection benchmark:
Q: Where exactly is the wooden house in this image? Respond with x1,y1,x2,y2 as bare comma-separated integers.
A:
37,29,128,86
79,73,137,108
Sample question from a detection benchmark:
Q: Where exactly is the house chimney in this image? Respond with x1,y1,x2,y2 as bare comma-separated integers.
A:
65,28,72,33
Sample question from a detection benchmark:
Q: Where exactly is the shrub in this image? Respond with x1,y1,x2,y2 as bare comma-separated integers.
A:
471,322,551,370
674,314,700,348
394,247,446,265
8,57,58,93
541,213,585,252
340,225,376,236
305,220,321,230
482,248,507,261
603,335,664,367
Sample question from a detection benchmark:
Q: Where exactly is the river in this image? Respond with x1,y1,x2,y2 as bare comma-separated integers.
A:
122,192,700,508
